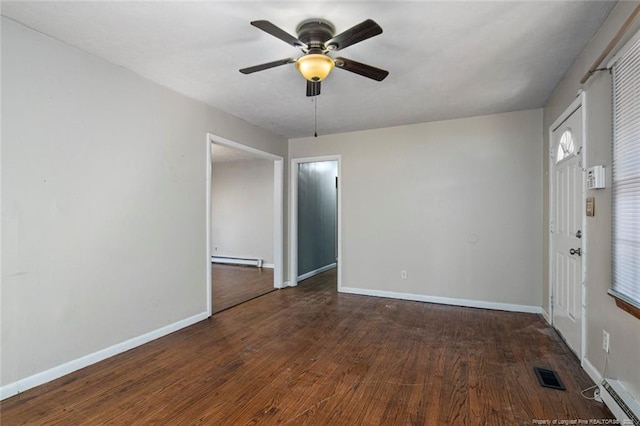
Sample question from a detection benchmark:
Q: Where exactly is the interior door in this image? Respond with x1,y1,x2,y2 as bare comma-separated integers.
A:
551,105,583,357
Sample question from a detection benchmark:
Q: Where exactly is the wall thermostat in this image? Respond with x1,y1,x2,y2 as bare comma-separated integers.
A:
587,165,605,189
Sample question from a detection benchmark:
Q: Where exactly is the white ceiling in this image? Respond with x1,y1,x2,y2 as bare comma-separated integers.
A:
2,1,615,139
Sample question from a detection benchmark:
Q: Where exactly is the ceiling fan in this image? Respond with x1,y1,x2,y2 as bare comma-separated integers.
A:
240,18,389,96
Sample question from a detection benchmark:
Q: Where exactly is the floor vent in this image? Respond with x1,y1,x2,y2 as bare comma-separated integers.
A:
533,367,565,390
211,256,263,268
601,379,640,426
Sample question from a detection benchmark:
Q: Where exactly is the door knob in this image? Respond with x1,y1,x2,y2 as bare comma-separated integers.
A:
570,248,582,256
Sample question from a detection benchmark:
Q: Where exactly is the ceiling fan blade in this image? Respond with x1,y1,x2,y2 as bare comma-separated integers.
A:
251,20,307,49
334,57,389,81
239,58,295,74
306,81,321,97
325,19,382,51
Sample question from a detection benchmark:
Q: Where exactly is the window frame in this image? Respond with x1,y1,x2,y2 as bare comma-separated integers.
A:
607,29,640,320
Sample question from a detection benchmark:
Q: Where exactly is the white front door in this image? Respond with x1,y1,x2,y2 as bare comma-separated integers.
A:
551,105,584,357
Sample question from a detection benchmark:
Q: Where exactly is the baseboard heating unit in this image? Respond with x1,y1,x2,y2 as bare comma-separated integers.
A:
600,379,640,425
211,256,263,268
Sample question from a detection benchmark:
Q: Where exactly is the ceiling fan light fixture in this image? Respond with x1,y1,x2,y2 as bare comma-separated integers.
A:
296,54,334,82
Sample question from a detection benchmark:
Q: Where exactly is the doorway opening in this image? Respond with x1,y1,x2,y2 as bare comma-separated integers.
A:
290,156,341,289
206,133,284,316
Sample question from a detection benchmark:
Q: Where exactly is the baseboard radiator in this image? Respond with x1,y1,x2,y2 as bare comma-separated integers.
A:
211,256,263,268
600,379,640,425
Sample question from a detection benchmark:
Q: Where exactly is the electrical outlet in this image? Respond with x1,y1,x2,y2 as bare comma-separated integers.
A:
602,330,610,353
214,246,219,252
401,270,408,279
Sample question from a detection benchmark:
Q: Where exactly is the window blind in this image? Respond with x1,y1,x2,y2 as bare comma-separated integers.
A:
611,34,640,309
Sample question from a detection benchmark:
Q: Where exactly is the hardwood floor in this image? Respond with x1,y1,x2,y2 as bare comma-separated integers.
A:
212,263,274,314
2,269,612,425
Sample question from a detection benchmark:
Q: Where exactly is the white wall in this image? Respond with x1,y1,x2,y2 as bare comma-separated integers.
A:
211,159,274,264
0,18,287,393
289,109,543,311
543,1,640,401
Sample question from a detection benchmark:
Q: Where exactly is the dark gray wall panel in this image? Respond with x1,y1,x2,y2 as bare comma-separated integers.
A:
298,161,337,276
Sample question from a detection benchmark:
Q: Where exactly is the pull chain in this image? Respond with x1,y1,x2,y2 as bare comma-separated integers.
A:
314,95,318,138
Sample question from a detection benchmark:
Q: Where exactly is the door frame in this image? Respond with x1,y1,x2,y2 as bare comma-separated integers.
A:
548,91,587,363
289,155,342,289
206,133,284,317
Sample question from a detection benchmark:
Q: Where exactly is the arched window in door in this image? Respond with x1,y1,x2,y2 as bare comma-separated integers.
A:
556,129,575,163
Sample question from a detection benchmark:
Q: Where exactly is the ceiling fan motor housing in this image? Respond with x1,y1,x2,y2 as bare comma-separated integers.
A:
296,19,336,51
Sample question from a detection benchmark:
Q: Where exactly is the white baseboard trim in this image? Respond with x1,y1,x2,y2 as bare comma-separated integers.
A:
297,263,337,282
541,308,551,324
274,280,287,289
339,287,543,314
583,357,603,384
581,357,603,402
0,311,209,401
263,263,274,269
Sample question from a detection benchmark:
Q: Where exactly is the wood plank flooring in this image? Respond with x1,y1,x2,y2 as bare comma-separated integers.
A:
212,263,274,314
1,269,613,425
